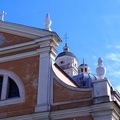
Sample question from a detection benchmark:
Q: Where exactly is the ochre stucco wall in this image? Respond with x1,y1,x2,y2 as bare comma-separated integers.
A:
0,56,39,118
52,79,92,110
0,31,32,47
53,79,92,103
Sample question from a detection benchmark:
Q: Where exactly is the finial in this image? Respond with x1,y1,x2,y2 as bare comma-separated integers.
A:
63,33,69,52
0,11,7,21
98,57,103,66
44,13,52,31
83,58,85,65
96,57,106,79
63,33,69,45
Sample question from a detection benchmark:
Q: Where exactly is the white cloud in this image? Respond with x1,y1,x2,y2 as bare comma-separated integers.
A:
109,71,120,77
105,53,120,78
106,44,120,49
115,45,120,49
106,53,120,62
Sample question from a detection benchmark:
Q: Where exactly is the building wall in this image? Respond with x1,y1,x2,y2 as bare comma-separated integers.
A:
0,56,39,118
0,31,32,47
52,79,93,111
53,79,92,103
57,115,93,120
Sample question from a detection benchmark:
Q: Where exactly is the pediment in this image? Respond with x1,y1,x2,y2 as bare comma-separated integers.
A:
0,21,58,47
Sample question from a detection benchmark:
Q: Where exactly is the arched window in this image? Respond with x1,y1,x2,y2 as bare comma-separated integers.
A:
0,70,25,106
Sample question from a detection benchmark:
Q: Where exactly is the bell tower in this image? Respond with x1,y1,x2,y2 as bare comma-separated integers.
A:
78,59,90,74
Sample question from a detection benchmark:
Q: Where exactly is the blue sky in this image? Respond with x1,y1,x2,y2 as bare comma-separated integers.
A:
1,0,120,91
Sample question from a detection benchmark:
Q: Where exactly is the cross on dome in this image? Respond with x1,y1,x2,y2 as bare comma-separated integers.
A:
63,33,69,45
63,33,69,52
83,58,85,65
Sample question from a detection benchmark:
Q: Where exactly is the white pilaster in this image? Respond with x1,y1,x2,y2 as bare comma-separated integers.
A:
35,46,57,112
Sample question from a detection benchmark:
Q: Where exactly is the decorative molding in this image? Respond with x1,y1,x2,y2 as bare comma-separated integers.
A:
0,35,52,52
52,65,93,91
0,50,38,63
1,101,120,120
0,33,21,45
0,21,52,36
0,21,62,44
50,106,91,119
0,69,25,106
1,112,50,120
52,97,93,106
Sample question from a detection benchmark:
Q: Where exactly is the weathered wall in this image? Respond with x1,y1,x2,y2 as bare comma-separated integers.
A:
57,115,93,120
52,79,92,110
53,79,92,102
0,31,32,47
0,56,39,118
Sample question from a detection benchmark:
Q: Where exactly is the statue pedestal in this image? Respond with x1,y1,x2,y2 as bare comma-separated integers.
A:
92,79,112,104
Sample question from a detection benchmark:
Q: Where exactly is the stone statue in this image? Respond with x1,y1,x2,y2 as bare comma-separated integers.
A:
0,11,7,21
44,13,52,31
96,57,106,79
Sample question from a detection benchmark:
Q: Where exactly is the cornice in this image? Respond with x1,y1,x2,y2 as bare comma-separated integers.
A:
0,21,62,43
1,101,120,120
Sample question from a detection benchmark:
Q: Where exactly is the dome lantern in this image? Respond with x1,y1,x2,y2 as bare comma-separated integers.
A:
78,59,90,74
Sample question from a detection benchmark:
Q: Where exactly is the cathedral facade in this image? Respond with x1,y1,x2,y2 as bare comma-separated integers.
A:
0,20,120,120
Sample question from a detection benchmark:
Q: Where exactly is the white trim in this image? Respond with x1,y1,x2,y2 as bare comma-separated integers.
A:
0,35,52,52
51,65,93,105
51,106,91,119
0,97,25,106
0,69,25,106
1,75,8,100
0,40,35,52
0,46,57,63
52,97,93,106
91,102,120,120
0,51,37,63
1,111,50,120
0,21,62,44
1,102,120,120
35,51,52,112
35,46,57,112
53,73,93,92
0,21,52,37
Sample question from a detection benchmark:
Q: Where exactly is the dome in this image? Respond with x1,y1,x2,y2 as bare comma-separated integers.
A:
80,63,88,66
56,43,77,60
55,43,78,76
72,73,99,88
56,51,77,59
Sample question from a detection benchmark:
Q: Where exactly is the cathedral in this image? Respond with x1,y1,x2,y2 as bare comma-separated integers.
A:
0,14,120,120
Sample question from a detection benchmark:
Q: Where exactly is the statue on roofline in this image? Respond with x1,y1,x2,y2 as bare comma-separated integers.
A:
0,11,7,21
44,13,52,31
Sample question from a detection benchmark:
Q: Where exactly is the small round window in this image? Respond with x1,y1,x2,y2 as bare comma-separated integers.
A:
60,61,64,64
